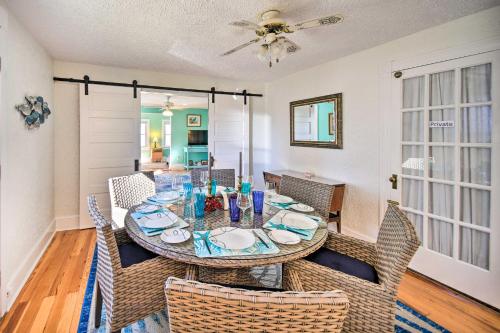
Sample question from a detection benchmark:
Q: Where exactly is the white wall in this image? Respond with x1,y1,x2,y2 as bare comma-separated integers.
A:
53,62,266,229
0,3,55,313
264,6,500,240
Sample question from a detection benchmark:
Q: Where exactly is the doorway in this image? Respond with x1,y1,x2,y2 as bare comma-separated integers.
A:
139,91,209,172
386,50,500,307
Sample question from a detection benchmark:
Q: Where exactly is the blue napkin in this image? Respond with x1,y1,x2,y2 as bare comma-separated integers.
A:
193,229,279,258
131,207,188,236
263,212,323,241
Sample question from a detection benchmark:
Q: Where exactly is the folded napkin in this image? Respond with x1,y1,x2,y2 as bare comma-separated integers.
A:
263,211,324,241
193,229,279,258
216,186,236,210
266,200,299,210
131,208,188,236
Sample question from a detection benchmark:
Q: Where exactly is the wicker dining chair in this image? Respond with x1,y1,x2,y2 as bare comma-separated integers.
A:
88,195,187,332
108,172,156,228
191,168,236,188
164,277,349,333
283,201,420,332
279,175,334,220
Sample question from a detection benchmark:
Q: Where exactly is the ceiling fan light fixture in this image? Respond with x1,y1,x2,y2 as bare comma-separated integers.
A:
163,109,173,117
257,44,269,63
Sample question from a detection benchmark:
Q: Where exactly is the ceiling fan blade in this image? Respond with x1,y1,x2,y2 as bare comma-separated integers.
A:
229,20,261,31
281,37,301,54
293,14,343,31
220,38,261,56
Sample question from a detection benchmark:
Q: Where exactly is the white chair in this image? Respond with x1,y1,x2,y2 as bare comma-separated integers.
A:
108,172,155,228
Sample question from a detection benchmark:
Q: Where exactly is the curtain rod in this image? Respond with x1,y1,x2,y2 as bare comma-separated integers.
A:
53,76,263,101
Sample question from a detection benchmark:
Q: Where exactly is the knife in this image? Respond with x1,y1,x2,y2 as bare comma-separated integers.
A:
253,230,269,249
203,235,212,255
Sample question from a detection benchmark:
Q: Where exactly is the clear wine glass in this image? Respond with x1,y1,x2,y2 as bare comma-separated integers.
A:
172,175,184,210
265,181,276,201
237,192,252,222
200,170,209,191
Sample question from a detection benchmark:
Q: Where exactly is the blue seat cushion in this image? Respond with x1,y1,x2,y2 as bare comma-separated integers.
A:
305,248,379,283
118,242,158,268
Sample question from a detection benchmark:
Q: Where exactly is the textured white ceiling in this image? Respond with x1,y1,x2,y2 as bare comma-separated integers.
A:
5,0,500,82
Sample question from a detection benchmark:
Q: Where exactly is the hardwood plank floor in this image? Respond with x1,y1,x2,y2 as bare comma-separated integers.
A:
0,229,498,332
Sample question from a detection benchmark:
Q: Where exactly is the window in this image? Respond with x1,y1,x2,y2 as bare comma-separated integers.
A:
140,119,149,148
163,117,172,147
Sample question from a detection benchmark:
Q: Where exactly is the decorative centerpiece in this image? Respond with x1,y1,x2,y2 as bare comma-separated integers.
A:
205,152,223,212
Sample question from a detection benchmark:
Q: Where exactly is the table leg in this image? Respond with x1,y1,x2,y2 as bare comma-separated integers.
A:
185,264,199,280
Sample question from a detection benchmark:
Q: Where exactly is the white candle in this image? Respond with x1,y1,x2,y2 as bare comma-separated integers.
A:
239,152,242,177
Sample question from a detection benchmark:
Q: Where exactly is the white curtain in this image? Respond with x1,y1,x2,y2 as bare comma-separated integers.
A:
427,71,455,255
402,178,423,211
459,63,492,269
403,76,424,108
428,219,453,257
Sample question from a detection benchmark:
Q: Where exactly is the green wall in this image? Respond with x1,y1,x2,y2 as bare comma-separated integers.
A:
141,107,208,164
317,102,335,141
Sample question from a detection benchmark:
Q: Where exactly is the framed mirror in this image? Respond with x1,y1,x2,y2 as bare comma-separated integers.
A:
290,93,343,149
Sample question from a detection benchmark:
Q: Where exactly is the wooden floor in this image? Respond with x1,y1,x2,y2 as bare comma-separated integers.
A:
1,229,499,332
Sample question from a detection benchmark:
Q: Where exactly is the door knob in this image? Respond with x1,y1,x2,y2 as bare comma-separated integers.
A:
389,174,398,189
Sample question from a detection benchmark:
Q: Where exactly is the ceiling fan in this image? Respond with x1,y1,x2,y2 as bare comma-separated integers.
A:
162,96,175,117
221,9,343,67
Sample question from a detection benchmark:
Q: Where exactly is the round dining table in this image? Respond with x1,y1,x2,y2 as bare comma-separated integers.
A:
125,200,328,270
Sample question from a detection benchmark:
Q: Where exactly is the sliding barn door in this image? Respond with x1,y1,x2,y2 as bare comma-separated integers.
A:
208,95,250,177
80,85,140,228
388,50,500,307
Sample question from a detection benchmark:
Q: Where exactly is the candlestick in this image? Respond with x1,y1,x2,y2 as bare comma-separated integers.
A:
238,151,242,177
207,153,213,197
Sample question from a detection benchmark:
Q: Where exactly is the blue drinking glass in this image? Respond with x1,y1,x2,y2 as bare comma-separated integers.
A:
252,191,264,214
211,179,217,196
194,192,206,218
183,182,193,200
229,195,240,222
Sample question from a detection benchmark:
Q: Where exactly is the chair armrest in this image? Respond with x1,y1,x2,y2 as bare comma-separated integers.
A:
113,227,133,246
282,266,305,292
111,206,128,229
325,231,377,267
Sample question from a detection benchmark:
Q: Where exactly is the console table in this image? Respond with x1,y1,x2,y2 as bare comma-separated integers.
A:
263,170,345,233
183,145,208,170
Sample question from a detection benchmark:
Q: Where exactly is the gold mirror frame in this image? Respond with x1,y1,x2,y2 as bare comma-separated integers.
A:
290,93,343,149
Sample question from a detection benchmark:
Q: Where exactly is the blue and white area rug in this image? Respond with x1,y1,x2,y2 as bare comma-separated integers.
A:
78,249,450,333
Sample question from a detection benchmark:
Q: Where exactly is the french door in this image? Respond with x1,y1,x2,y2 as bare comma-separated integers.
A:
389,51,500,307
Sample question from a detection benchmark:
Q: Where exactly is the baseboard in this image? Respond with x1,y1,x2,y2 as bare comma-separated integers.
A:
56,214,80,230
341,225,377,243
2,219,56,313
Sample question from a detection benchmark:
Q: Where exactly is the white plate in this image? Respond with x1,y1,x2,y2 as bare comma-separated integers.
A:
270,195,294,204
135,204,161,214
268,229,301,245
138,213,177,229
289,203,314,213
160,228,191,243
282,212,317,230
208,227,255,250
153,191,180,201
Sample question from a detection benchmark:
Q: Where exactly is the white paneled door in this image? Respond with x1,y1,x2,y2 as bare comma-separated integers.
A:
80,85,140,228
388,51,499,307
208,95,250,176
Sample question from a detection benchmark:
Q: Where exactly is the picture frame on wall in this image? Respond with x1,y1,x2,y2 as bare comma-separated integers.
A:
187,114,201,127
328,113,335,135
